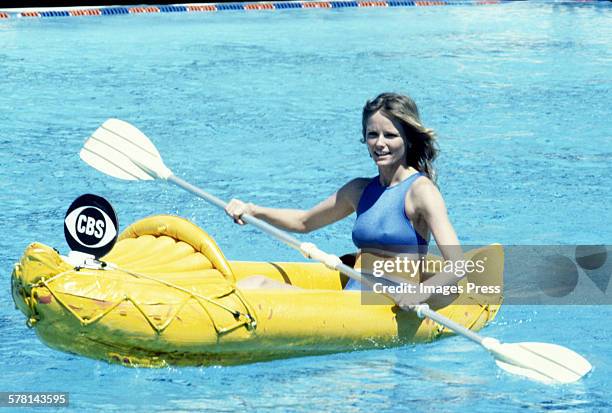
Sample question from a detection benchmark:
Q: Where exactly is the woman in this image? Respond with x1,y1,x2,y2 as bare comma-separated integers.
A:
225,93,464,306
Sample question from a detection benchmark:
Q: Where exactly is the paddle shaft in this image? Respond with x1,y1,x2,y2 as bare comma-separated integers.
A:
169,175,309,251
419,306,484,344
168,175,486,345
169,175,365,281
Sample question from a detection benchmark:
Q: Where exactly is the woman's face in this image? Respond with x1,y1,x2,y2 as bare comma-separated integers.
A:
364,111,408,168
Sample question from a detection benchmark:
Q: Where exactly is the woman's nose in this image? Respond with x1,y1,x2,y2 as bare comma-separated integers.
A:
373,134,386,146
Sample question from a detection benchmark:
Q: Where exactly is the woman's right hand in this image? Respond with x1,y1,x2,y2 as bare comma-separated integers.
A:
225,199,255,225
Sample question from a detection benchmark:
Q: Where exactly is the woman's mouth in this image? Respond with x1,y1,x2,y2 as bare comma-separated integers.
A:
374,151,391,158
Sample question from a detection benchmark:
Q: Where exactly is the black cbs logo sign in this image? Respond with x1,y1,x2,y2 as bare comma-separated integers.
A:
64,194,118,259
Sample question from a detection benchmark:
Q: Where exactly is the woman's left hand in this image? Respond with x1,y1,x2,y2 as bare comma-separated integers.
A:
391,287,458,311
391,289,432,311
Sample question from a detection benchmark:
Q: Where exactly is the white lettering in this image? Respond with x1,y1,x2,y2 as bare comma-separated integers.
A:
77,215,87,233
467,283,501,294
85,217,96,235
94,220,105,238
373,260,384,277
372,282,417,295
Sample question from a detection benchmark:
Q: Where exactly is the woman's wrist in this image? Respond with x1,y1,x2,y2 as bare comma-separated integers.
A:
247,202,259,217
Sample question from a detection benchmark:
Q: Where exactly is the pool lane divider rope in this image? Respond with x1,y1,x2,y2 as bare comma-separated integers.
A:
0,1,528,19
0,1,606,19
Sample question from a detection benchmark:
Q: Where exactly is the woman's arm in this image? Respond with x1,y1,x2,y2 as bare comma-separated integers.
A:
410,178,463,265
225,178,369,233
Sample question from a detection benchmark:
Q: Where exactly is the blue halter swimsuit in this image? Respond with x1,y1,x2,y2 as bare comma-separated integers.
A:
346,173,428,290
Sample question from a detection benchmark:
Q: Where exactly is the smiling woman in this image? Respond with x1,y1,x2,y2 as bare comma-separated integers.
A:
362,93,438,185
225,92,464,302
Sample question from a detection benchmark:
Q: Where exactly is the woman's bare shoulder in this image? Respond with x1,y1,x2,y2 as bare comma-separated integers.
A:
340,177,372,209
408,175,445,211
411,175,436,193
348,177,372,188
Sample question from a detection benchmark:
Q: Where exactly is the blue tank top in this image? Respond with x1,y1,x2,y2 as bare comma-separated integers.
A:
345,173,428,290
352,173,428,254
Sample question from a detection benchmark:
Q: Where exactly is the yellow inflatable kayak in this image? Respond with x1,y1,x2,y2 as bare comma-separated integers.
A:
11,215,503,367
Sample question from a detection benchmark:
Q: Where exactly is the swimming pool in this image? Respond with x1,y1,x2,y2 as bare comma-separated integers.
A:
1,1,611,411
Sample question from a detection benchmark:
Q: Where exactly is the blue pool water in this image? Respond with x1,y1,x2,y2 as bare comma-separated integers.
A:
1,2,611,411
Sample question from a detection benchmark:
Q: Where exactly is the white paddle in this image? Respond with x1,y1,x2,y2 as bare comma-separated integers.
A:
80,118,592,384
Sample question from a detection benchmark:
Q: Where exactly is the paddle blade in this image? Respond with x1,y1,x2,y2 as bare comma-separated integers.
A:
80,119,173,181
483,339,592,384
